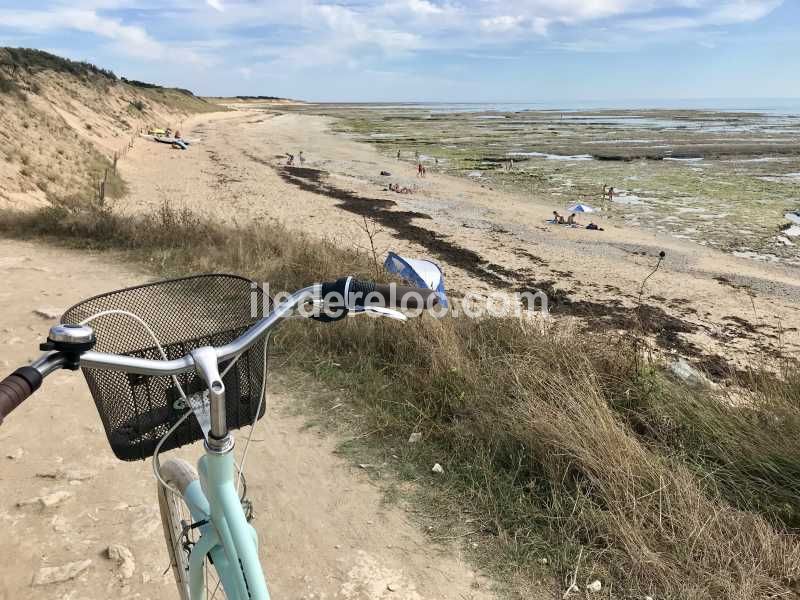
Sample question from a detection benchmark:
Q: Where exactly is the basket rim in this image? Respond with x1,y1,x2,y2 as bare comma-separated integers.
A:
61,272,259,324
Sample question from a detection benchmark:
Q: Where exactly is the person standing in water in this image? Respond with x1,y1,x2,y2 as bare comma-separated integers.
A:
298,150,305,166
397,149,401,160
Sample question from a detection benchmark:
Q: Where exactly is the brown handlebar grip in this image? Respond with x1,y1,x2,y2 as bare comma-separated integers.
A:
0,375,33,426
0,367,42,426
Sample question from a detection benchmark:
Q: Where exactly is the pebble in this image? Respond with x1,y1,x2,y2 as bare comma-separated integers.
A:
36,468,97,482
34,308,64,320
431,463,444,474
51,515,69,533
407,432,422,444
18,490,72,509
6,448,24,460
586,580,602,593
32,559,92,585
387,583,398,592
107,544,136,579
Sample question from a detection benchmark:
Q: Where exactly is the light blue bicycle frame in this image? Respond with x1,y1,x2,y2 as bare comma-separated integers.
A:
179,447,270,600
172,345,272,600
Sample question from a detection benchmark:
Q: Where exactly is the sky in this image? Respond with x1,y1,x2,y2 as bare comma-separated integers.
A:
0,0,798,103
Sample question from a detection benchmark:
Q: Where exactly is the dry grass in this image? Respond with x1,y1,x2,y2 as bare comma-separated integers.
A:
1,203,799,598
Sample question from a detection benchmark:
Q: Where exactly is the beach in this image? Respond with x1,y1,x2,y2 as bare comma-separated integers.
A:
2,51,800,598
117,105,800,370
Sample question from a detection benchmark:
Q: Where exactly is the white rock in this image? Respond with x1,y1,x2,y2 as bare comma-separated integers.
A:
537,557,548,565
669,358,715,387
407,432,422,444
645,596,654,600
107,544,136,579
431,463,444,474
34,308,63,320
18,490,72,509
387,583,399,592
32,559,92,585
586,580,602,593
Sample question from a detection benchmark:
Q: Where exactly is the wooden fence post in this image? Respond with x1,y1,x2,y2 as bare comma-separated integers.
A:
99,169,108,205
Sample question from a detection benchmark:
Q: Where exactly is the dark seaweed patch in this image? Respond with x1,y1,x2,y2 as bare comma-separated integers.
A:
272,165,770,378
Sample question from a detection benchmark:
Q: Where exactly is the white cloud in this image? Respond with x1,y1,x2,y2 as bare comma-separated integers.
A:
407,0,444,15
0,6,208,64
0,0,786,75
625,0,782,30
480,15,527,33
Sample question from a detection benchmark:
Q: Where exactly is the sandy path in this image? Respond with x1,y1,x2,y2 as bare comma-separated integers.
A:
117,109,800,366
0,239,493,599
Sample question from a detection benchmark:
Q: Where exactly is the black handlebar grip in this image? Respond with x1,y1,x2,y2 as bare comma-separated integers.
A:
0,367,42,426
371,283,440,309
317,278,440,321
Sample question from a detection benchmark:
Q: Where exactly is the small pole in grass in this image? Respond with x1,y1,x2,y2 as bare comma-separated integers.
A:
634,250,666,365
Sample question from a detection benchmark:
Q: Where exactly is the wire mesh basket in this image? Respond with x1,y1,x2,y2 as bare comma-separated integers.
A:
62,274,270,461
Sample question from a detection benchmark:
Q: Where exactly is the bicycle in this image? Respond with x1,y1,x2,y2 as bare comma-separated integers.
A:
0,274,437,599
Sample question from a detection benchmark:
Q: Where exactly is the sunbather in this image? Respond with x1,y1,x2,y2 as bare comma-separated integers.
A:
567,213,578,225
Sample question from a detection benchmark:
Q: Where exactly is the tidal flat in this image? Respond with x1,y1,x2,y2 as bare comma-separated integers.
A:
287,103,800,265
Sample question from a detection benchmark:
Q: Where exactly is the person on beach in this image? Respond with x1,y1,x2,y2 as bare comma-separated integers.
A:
567,213,578,226
418,163,424,178
286,153,294,166
587,222,604,231
552,211,565,224
397,149,401,160
298,150,305,166
607,186,615,202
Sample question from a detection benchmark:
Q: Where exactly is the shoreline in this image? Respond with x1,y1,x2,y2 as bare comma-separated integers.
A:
288,102,800,267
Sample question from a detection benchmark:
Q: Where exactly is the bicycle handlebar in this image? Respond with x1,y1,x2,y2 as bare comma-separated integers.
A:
0,278,440,420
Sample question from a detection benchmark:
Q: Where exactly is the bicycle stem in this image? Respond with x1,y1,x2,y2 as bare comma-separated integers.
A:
190,346,229,448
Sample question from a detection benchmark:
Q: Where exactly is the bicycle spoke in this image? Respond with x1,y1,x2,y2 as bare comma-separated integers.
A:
209,575,222,599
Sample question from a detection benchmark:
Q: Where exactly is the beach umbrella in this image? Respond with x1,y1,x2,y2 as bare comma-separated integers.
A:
568,204,595,213
384,251,448,307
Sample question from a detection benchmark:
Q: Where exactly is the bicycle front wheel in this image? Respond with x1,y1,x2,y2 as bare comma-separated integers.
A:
157,458,228,599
